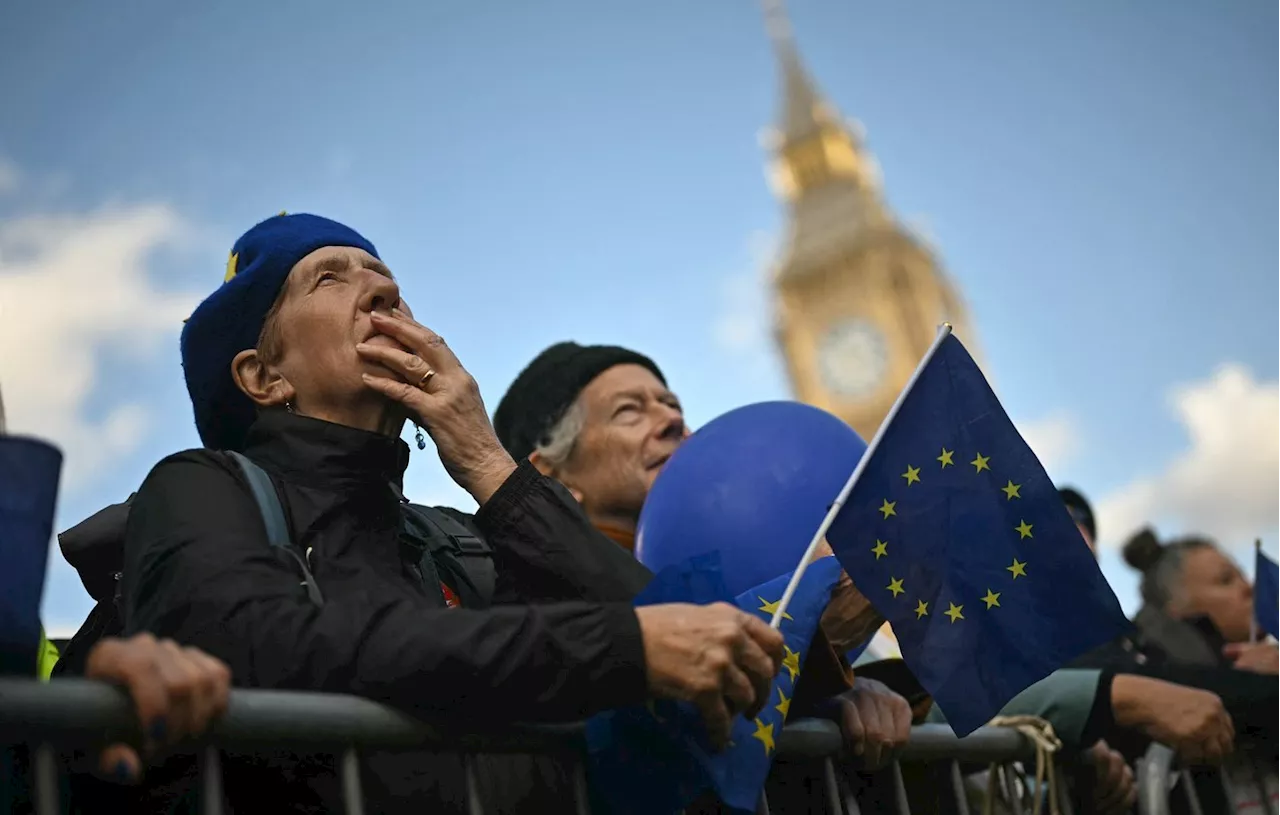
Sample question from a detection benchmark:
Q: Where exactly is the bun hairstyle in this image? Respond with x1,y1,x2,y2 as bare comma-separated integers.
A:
1122,527,1165,572
1123,527,1215,610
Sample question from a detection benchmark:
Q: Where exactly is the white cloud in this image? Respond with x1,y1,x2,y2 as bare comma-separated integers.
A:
712,230,776,354
1096,365,1279,548
0,202,201,488
1015,412,1079,477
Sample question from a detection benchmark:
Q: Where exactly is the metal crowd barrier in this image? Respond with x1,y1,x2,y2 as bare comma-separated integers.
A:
1136,742,1278,815
0,678,1079,815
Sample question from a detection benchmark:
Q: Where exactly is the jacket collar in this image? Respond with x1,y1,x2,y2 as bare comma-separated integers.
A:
1132,605,1227,668
241,410,410,491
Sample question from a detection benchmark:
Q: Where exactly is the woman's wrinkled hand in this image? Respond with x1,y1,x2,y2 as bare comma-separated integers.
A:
85,634,231,784
357,308,516,504
1080,740,1137,815
636,602,785,750
1111,675,1235,766
835,677,913,769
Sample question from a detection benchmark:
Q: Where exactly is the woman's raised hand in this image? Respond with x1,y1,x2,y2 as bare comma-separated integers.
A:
357,308,516,504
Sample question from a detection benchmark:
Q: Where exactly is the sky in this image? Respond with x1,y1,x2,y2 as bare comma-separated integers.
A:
0,0,1275,636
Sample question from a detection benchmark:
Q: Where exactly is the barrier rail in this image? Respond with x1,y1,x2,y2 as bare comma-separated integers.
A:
1136,742,1278,815
0,679,1079,815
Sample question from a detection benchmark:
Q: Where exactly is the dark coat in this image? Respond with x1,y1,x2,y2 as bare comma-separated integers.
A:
117,411,653,814
1071,612,1277,758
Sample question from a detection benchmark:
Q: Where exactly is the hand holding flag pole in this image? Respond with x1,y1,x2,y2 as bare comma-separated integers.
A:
767,323,955,628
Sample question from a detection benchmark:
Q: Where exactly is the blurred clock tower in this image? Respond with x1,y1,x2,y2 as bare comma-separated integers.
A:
760,0,981,442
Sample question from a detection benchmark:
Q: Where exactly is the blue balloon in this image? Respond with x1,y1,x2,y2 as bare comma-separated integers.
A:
636,401,867,597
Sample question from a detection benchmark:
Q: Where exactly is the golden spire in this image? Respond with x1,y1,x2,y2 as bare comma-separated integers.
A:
761,0,833,142
759,0,876,200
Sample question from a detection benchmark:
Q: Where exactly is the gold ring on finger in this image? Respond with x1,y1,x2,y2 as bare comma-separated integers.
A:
417,369,436,390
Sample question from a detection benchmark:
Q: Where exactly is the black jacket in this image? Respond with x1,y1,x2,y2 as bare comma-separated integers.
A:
118,411,653,813
1070,614,1278,759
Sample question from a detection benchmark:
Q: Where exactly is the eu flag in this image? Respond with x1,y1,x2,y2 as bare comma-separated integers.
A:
1255,548,1278,640
826,334,1130,736
586,555,843,814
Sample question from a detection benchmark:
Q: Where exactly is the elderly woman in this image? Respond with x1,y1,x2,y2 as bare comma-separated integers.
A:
121,213,783,813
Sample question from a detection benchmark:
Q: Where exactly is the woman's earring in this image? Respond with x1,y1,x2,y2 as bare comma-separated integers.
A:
415,425,426,451
285,401,296,414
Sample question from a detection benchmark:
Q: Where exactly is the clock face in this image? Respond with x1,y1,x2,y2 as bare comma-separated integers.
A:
817,319,888,399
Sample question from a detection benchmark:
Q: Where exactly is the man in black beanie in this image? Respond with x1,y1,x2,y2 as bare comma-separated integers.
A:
495,342,917,800
494,341,681,550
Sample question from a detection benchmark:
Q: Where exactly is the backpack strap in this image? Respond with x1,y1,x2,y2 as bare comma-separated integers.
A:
227,451,324,607
402,505,496,606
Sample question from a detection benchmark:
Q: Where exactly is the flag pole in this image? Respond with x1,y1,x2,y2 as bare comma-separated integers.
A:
1250,538,1261,642
768,323,955,628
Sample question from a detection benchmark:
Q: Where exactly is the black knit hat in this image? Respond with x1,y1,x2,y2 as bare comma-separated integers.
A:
494,341,666,461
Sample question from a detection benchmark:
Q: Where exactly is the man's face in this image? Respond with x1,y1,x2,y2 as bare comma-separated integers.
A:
554,364,688,527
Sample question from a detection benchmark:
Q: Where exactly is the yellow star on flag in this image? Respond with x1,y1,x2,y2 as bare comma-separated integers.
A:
757,596,793,622
887,577,905,598
1001,480,1021,500
937,448,954,468
945,602,965,623
915,599,929,619
982,589,1001,609
775,687,791,719
224,251,239,283
902,465,921,485
971,453,990,473
879,499,897,519
1016,520,1034,540
871,539,888,559
781,645,802,683
1007,558,1027,579
751,718,776,755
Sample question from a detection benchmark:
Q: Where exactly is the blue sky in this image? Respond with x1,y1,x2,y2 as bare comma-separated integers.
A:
0,0,1275,634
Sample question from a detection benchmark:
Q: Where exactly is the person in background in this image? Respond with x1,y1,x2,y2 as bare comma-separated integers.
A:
1123,528,1277,673
1058,486,1097,552
1122,528,1278,812
119,215,783,814
1061,489,1275,768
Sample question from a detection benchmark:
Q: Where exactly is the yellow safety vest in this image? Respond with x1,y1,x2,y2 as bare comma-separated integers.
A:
36,628,59,681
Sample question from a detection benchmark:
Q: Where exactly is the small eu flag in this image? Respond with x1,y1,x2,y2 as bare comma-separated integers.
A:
586,555,843,814
826,334,1130,736
1254,547,1278,640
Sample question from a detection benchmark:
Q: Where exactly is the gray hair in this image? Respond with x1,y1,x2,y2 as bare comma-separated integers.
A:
533,397,587,468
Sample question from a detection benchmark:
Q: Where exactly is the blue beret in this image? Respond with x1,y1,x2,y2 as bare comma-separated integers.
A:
181,213,379,451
